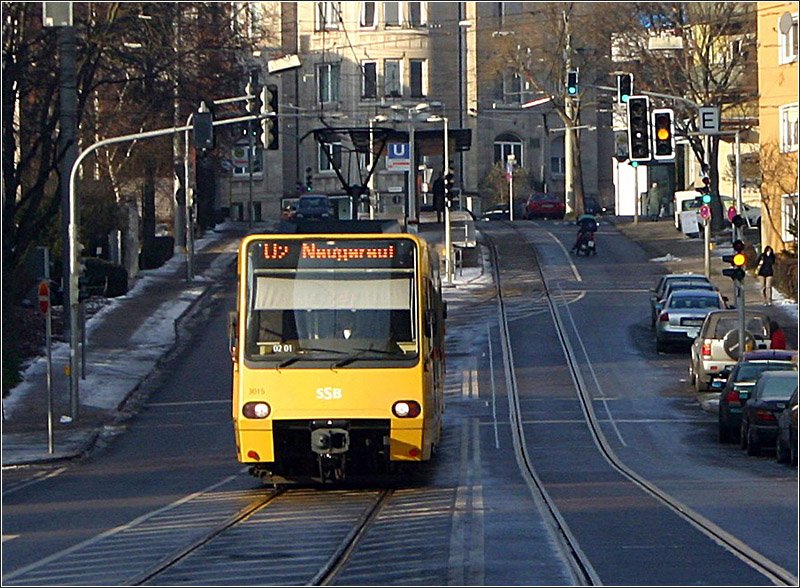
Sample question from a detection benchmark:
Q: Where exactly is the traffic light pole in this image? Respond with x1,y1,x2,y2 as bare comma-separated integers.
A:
68,111,261,419
704,218,711,278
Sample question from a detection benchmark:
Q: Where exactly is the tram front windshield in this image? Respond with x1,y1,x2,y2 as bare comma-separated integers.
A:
244,238,418,365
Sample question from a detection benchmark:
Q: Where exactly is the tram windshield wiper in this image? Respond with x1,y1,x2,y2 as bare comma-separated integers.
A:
331,346,397,369
276,346,345,369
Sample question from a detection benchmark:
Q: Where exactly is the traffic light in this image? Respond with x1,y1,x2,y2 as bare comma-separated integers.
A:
617,73,633,103
627,95,651,162
305,166,313,192
260,84,279,150
193,103,215,152
722,239,747,281
566,69,578,96
699,176,712,202
651,108,675,160
246,69,262,114
731,214,745,228
444,172,455,204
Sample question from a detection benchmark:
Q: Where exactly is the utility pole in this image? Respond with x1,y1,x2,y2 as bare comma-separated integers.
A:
172,6,185,255
563,11,574,216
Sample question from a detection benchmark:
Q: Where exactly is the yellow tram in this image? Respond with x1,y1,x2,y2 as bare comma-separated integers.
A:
230,232,446,484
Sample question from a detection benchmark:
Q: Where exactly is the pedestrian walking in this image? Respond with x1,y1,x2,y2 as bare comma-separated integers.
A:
755,245,776,305
647,181,661,221
769,320,787,350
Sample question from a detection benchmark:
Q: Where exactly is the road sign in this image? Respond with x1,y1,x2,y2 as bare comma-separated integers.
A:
727,206,737,222
38,280,50,315
386,143,410,171
699,204,711,220
698,107,720,134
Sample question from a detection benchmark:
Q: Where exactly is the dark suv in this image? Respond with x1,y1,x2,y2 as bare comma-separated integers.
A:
295,194,333,220
718,349,798,443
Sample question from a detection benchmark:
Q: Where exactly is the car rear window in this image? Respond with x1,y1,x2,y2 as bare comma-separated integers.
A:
759,376,798,400
669,295,721,309
737,363,796,382
712,317,769,338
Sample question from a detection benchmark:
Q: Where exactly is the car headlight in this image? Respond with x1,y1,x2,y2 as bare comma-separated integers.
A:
243,402,271,419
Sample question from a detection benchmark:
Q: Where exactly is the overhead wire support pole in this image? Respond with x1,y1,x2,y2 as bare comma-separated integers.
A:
68,111,263,419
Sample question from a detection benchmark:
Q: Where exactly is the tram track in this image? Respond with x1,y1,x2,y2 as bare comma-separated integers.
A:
485,222,797,586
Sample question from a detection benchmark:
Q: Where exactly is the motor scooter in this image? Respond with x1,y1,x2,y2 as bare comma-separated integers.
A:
575,231,597,256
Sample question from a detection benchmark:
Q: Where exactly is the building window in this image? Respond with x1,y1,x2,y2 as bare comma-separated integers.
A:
408,2,426,27
233,145,264,177
318,62,340,104
316,2,340,30
384,59,402,97
362,61,377,99
499,2,523,26
384,2,400,26
410,59,427,98
781,194,798,243
360,2,376,27
494,134,523,167
319,142,342,172
779,12,798,64
550,156,565,177
779,103,799,152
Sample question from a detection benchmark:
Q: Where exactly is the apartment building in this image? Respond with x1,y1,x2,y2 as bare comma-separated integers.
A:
222,2,614,221
757,2,798,252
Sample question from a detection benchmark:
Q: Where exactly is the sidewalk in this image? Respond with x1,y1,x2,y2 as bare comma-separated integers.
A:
1,221,271,467
2,216,796,468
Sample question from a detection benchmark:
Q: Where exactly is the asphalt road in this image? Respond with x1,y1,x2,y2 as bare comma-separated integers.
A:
2,218,796,586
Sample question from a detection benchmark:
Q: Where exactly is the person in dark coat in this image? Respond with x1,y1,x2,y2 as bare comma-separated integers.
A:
432,174,445,223
755,245,776,305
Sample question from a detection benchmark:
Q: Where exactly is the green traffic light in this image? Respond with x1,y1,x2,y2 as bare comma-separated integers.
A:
701,194,712,204
631,161,639,167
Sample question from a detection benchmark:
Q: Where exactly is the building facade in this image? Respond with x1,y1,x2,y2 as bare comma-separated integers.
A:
757,2,798,252
219,2,615,221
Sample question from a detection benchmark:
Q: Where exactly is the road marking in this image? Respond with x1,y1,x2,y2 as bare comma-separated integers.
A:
546,231,582,282
147,399,229,407
2,535,19,543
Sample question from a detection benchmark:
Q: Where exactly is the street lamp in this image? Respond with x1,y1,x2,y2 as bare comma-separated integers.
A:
426,114,452,283
368,114,388,220
390,102,429,227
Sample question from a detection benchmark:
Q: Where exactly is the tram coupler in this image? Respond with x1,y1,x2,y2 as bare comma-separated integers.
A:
310,420,350,455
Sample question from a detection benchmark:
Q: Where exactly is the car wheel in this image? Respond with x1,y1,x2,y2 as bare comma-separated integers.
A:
776,436,790,463
740,423,748,450
656,339,666,353
694,373,706,393
746,428,760,456
791,440,798,467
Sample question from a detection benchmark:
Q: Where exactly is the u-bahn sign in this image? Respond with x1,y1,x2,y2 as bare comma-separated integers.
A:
386,143,410,171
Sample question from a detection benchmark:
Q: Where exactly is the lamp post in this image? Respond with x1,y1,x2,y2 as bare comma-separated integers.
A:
368,114,388,220
391,103,429,227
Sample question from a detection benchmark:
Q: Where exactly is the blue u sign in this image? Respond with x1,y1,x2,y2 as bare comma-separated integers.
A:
388,143,410,159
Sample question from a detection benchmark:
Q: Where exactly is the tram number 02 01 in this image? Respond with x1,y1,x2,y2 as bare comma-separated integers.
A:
272,343,294,353
316,387,343,400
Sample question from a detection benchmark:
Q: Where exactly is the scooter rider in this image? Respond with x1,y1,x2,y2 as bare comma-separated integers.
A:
572,213,598,253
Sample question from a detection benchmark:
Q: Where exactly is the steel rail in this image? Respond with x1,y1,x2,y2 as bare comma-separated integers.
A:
498,221,797,586
485,233,601,586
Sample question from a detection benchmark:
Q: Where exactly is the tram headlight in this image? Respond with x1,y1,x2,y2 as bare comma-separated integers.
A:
243,401,271,419
392,401,421,418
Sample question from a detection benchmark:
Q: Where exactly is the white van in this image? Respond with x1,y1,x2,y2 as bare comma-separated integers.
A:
672,190,761,231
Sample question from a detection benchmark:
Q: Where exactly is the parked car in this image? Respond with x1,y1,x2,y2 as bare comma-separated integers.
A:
718,350,798,443
522,192,565,220
480,204,510,221
649,274,715,327
689,309,773,392
740,371,798,456
776,386,798,465
673,191,761,232
295,194,333,220
655,289,727,352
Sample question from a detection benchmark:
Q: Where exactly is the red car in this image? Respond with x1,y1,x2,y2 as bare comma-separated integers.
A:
523,192,566,220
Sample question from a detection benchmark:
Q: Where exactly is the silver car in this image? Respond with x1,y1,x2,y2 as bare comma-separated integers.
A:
655,289,727,352
650,277,716,327
649,273,712,327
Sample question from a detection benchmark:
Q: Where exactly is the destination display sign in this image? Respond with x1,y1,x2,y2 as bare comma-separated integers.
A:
249,238,416,269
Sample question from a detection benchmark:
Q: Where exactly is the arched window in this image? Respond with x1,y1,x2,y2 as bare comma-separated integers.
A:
494,133,523,167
